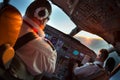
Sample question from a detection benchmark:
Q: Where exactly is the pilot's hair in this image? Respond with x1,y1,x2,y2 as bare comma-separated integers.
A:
25,0,52,20
98,49,109,61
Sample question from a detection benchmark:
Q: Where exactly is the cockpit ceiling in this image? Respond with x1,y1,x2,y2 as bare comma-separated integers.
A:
50,0,120,33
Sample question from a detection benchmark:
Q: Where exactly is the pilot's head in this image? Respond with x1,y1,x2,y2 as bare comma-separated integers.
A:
97,49,109,62
25,0,52,30
0,2,22,67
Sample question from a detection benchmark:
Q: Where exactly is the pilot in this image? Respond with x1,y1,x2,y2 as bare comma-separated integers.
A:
73,49,110,80
0,0,22,79
15,0,57,77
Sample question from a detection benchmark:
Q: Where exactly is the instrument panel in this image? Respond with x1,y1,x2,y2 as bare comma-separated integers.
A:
44,25,96,79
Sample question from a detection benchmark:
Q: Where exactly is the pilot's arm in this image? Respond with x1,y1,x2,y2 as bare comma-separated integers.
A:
73,63,99,79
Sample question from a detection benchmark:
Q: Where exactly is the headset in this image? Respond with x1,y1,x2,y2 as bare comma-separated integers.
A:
33,0,51,22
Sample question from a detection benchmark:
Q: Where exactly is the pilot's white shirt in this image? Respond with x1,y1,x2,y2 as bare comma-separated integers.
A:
74,61,103,79
16,16,57,76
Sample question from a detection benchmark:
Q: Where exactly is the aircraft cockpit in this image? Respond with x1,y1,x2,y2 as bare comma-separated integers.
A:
0,0,120,80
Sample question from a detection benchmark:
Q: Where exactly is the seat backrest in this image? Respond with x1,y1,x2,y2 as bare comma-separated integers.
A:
0,1,22,69
0,1,22,79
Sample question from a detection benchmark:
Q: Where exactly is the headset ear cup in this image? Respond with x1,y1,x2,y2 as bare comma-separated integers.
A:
38,9,46,18
34,7,49,20
0,44,15,65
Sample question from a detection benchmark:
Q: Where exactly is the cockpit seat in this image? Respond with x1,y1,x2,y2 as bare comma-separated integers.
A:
0,1,22,79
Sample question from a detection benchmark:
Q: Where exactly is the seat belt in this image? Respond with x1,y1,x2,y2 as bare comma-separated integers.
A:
14,32,37,50
6,32,37,80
